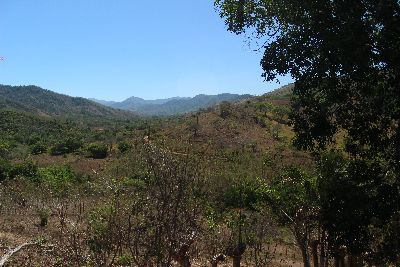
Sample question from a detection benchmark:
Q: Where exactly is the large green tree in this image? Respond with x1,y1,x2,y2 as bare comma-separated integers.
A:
215,0,399,152
216,0,400,264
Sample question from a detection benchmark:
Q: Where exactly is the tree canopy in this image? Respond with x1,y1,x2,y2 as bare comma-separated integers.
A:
215,0,399,152
216,0,400,264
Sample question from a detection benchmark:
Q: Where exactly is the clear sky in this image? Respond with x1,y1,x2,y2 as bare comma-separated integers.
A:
0,0,292,101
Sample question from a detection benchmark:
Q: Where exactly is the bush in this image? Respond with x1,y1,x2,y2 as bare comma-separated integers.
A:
9,161,38,181
117,141,131,153
116,254,133,266
30,143,47,155
37,207,51,227
86,143,108,159
38,165,78,196
88,205,116,255
50,138,83,155
270,124,284,141
0,158,11,182
219,101,232,118
0,160,38,182
0,142,10,158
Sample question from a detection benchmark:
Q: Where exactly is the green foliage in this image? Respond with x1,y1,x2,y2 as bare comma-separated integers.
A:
267,167,318,224
9,161,38,181
36,206,51,227
317,151,399,256
30,143,47,155
50,138,83,155
87,205,116,254
117,141,131,153
38,165,79,196
270,123,283,141
219,101,232,118
86,143,108,159
217,1,400,262
0,84,135,122
0,158,12,182
224,179,263,210
0,142,10,157
121,175,148,190
271,105,290,121
0,159,38,182
116,254,133,266
103,93,250,116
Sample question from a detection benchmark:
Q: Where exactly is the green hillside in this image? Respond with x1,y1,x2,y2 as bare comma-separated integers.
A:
93,93,252,116
0,85,135,122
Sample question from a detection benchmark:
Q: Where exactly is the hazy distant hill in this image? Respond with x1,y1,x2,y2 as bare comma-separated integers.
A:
92,93,252,116
0,85,135,121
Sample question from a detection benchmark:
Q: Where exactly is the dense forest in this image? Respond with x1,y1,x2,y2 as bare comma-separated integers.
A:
1,0,399,266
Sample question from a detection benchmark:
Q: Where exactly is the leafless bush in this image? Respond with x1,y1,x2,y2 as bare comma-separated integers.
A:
126,144,205,266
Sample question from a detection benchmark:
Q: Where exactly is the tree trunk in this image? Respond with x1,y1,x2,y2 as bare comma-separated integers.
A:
348,255,362,267
311,240,319,267
319,231,326,267
334,256,340,267
232,255,241,267
301,245,311,267
182,256,190,267
339,255,345,267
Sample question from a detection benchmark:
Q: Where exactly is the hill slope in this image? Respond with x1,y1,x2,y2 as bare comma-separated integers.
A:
92,93,252,116
0,85,135,121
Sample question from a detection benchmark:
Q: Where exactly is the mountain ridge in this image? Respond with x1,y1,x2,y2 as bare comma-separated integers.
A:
91,93,252,116
0,84,136,122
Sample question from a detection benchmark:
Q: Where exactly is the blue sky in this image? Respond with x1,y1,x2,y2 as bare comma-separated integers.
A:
0,1,292,101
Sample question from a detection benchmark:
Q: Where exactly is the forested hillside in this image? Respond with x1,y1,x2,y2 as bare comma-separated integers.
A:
92,93,252,116
0,85,135,122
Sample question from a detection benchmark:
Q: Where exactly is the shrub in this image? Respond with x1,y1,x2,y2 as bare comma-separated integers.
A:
9,161,38,181
219,101,232,118
38,165,78,196
117,141,131,153
37,207,51,227
270,124,284,141
116,254,133,266
30,143,47,155
0,142,10,157
86,143,108,159
87,205,117,256
50,138,83,155
0,158,11,182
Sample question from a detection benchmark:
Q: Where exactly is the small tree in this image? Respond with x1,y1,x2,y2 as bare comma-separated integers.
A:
30,143,47,155
266,167,319,267
219,101,232,118
127,144,205,266
50,137,83,155
86,143,108,159
117,141,131,153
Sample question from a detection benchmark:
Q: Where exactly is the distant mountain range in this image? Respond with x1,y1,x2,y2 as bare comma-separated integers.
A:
0,85,135,121
0,84,253,121
91,93,252,116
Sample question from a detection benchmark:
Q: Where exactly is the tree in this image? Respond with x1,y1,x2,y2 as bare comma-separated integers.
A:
127,144,205,267
216,0,400,264
219,101,232,118
86,143,108,159
266,167,319,267
317,151,400,265
215,0,400,165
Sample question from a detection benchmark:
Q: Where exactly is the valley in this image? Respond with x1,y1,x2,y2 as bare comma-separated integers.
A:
0,83,311,266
